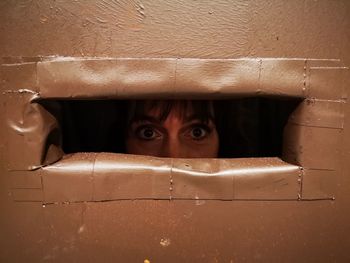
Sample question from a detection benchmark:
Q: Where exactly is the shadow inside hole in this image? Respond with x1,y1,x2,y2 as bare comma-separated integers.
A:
40,98,302,158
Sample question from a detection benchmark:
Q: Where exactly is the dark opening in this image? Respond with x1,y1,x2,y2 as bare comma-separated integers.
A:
40,98,301,158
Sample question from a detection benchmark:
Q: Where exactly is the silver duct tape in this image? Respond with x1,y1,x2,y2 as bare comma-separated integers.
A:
308,67,348,100
283,123,342,170
301,169,337,200
288,99,344,129
3,93,63,170
36,58,308,99
41,153,301,202
1,57,343,204
2,57,346,100
0,63,38,93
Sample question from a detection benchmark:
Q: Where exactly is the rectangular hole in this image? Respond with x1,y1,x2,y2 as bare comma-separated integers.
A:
39,98,302,159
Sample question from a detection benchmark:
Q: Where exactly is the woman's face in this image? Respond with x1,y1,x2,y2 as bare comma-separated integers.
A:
126,102,219,158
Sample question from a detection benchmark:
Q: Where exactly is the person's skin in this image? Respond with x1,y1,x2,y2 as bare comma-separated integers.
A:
126,103,219,158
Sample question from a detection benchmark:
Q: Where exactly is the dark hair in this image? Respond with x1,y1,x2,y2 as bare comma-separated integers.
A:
126,100,216,125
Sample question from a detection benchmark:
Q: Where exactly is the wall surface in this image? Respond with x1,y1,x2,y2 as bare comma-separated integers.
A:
0,1,349,262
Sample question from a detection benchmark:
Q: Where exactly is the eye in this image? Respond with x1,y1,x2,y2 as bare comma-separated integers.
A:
188,125,210,140
136,126,161,140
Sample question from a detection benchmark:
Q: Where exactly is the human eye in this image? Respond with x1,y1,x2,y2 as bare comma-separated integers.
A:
186,124,212,140
135,125,162,140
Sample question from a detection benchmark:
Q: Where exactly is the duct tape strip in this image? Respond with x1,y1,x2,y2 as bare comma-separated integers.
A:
36,58,307,99
10,170,43,202
2,57,346,100
2,93,63,170
288,99,344,129
1,57,345,198
282,124,342,170
308,66,348,100
0,62,39,93
41,153,303,202
11,153,334,202
301,169,337,200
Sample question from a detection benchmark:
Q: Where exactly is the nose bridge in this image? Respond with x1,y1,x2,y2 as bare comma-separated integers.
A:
162,113,185,158
163,134,182,158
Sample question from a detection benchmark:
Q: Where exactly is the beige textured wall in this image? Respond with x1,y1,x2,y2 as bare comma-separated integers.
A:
0,0,349,61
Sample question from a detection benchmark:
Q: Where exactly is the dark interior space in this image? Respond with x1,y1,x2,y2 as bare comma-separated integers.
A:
40,98,301,158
